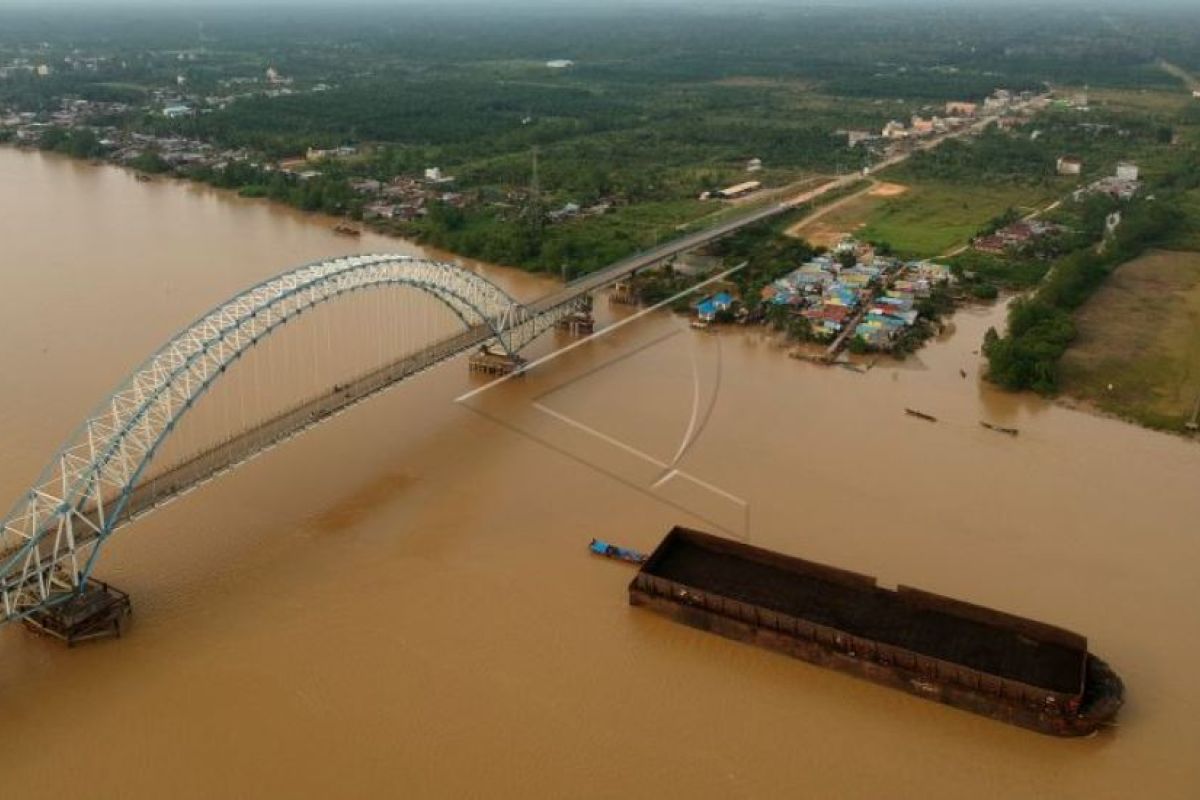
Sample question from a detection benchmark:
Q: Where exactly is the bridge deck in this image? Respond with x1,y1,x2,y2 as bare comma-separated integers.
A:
80,324,493,537
5,199,797,610
531,201,789,315
99,201,794,534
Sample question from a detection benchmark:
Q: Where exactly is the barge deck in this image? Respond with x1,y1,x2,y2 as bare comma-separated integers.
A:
629,527,1123,736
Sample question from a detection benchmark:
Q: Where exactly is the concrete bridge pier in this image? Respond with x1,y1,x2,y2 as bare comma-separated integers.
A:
22,578,131,647
557,294,595,336
468,346,527,376
609,279,638,305
556,312,595,337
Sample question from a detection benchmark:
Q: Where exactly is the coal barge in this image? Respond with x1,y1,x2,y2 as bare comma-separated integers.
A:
629,527,1124,736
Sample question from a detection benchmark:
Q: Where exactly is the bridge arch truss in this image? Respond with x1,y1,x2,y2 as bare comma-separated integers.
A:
0,254,566,622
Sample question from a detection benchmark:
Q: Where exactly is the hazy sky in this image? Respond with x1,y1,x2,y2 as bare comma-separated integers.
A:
0,0,1194,11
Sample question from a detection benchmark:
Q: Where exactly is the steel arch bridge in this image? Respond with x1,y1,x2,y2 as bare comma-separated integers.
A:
0,254,580,626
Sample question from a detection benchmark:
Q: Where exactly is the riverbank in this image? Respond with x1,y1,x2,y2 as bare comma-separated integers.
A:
3,143,1200,799
1,142,564,292
13,143,1195,442
1058,248,1200,436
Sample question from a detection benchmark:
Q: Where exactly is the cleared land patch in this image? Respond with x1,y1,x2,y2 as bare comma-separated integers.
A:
1084,86,1192,115
788,180,1054,256
1060,249,1200,431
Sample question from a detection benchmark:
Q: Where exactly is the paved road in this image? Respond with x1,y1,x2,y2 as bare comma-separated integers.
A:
529,199,793,314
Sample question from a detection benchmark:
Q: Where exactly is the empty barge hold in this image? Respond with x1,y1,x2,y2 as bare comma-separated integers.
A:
629,527,1124,736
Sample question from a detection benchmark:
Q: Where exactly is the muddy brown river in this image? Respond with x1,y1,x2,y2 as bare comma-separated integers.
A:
0,148,1197,798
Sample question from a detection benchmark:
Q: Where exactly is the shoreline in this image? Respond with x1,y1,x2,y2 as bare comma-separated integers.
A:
1053,393,1199,442
0,141,541,273
9,142,1193,443
2,142,559,293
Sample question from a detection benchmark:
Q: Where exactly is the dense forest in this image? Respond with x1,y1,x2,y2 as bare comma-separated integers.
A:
4,2,1199,280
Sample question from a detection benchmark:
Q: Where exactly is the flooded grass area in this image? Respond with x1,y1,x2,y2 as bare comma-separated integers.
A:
1060,249,1200,431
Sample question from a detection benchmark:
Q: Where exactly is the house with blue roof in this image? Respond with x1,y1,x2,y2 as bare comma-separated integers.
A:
696,292,736,322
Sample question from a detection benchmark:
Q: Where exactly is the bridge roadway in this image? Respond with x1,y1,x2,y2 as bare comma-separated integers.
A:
77,200,799,537
74,95,1045,539
76,324,494,538
529,199,793,316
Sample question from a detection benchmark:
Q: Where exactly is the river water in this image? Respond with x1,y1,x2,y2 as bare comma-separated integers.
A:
0,148,1197,798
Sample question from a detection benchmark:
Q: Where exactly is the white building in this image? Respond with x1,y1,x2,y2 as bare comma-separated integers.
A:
846,130,873,147
546,60,574,69
714,180,761,199
1115,162,1139,181
162,105,192,119
424,167,455,183
1057,156,1082,176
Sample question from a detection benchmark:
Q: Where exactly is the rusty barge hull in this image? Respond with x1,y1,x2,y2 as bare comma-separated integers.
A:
629,528,1124,737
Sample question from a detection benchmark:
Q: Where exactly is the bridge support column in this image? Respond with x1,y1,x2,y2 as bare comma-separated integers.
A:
609,279,638,305
23,578,131,647
556,311,595,337
469,346,526,376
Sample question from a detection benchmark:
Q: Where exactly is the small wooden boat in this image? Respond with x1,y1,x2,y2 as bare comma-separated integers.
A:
333,222,362,236
135,173,153,183
588,538,647,565
980,421,1019,437
905,408,937,422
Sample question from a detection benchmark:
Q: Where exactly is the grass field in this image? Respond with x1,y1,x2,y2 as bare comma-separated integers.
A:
1059,249,1200,432
790,179,1061,257
1083,86,1193,115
